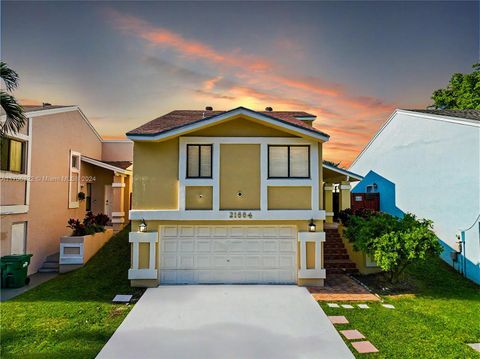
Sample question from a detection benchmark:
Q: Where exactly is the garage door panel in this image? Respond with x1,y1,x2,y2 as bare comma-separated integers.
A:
159,225,296,284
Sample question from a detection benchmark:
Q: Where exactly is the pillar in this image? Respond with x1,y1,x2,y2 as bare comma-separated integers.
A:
323,183,334,223
339,181,351,211
111,173,126,232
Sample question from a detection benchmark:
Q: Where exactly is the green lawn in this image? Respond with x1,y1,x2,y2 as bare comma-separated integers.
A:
320,258,480,358
0,225,144,359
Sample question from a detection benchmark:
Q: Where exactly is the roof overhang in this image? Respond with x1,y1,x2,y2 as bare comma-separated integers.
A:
323,163,363,182
127,107,330,142
81,156,131,175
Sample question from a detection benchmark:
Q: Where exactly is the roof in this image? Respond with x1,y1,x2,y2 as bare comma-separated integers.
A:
323,162,363,182
126,107,328,139
81,156,132,174
403,109,480,122
21,105,75,113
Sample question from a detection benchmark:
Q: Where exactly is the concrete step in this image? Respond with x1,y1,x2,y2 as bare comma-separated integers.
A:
38,267,59,273
326,267,359,275
41,262,59,269
324,254,350,260
45,252,60,262
324,259,357,269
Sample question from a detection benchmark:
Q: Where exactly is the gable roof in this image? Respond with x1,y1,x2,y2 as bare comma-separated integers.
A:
126,107,329,141
81,156,132,174
403,109,480,122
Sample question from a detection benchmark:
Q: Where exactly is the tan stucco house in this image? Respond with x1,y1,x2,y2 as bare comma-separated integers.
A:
127,107,359,287
1,105,132,274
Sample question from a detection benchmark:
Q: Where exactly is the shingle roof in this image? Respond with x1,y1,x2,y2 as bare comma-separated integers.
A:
403,109,480,122
127,107,329,138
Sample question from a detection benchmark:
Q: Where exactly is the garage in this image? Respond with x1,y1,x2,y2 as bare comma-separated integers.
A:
158,225,297,284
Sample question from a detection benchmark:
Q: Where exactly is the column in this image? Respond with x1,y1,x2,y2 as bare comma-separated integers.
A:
111,173,126,232
324,183,334,223
339,181,351,211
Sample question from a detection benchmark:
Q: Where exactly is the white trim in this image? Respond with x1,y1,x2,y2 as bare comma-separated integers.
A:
128,269,158,280
112,182,126,188
298,268,326,279
298,231,326,280
0,205,29,214
127,108,330,142
111,211,125,217
25,106,78,118
60,243,84,265
129,231,158,243
130,209,325,221
68,150,81,209
111,218,125,224
326,211,334,217
81,156,131,175
340,184,351,190
298,231,326,242
323,163,363,181
324,185,333,191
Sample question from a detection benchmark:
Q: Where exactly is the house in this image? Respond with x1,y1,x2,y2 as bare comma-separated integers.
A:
126,106,360,287
349,109,480,285
0,105,133,274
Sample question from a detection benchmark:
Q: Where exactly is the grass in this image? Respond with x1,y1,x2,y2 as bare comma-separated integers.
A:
0,225,145,359
320,258,480,358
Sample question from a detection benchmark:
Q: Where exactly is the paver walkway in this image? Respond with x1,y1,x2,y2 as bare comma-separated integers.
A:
308,274,379,301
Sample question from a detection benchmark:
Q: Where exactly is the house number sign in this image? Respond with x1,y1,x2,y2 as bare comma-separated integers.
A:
229,211,253,219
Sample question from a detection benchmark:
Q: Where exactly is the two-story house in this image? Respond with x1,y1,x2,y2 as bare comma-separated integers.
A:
1,104,132,274
126,107,359,287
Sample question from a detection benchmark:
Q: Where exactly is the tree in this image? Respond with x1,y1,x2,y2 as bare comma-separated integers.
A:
431,63,480,109
1,62,26,136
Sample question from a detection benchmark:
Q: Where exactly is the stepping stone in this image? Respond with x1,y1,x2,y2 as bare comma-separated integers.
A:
351,341,379,353
340,329,366,340
358,304,370,309
341,304,354,309
327,303,340,308
112,294,132,303
382,304,395,309
467,343,480,352
328,316,349,324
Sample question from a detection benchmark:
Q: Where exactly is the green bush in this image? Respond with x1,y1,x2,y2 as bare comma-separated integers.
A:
344,212,442,283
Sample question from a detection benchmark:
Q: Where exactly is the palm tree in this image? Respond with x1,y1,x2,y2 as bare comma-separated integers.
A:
1,62,26,136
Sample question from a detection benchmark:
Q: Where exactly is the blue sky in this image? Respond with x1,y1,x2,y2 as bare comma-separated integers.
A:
2,1,478,163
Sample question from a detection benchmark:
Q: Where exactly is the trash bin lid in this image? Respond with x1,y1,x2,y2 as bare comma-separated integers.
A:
1,254,33,262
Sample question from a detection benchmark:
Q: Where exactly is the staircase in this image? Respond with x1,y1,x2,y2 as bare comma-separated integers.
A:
324,228,358,275
38,252,59,273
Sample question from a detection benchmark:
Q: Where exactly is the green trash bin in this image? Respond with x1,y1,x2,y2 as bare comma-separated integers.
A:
1,254,33,288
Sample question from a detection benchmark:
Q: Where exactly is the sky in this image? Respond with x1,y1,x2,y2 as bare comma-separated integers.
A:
2,1,479,165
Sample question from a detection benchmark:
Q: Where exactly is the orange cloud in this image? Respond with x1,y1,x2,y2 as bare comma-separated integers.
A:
107,9,396,164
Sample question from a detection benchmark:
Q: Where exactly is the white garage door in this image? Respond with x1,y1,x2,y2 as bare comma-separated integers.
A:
159,225,297,284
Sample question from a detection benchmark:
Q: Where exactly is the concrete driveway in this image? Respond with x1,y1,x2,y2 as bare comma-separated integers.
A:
97,286,354,359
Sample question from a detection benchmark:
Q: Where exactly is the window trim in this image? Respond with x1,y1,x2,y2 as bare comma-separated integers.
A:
267,144,311,179
186,144,213,179
0,137,26,174
68,150,81,209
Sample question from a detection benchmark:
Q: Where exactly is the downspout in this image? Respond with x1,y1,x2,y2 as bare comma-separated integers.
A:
459,213,480,278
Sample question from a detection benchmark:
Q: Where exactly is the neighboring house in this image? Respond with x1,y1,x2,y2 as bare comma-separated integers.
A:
1,105,133,274
126,106,359,287
350,109,480,285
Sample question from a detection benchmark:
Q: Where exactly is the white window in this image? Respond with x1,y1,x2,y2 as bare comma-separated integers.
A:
187,144,212,178
268,145,310,178
69,150,81,208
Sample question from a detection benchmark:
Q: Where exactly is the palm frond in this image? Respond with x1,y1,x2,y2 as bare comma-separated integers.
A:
1,61,20,92
1,91,26,137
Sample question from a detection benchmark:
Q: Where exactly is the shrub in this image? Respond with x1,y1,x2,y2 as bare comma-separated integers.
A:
338,207,375,226
344,212,442,283
67,212,110,236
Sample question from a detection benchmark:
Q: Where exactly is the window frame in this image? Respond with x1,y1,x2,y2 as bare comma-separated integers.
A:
186,144,213,179
0,137,26,174
267,144,311,179
68,150,81,209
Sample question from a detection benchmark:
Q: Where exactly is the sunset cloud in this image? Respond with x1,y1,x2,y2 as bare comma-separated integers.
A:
107,8,396,165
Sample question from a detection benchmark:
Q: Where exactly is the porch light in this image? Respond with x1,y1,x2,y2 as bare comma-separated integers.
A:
139,219,147,233
308,219,316,232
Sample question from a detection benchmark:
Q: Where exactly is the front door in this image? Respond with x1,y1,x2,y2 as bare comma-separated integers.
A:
11,222,27,254
104,185,113,218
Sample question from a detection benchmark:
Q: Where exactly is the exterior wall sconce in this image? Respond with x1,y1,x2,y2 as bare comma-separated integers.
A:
308,219,316,232
139,218,147,232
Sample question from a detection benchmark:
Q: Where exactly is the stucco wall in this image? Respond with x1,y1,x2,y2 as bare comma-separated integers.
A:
101,141,133,162
1,180,27,206
185,186,213,210
350,111,480,284
268,186,311,209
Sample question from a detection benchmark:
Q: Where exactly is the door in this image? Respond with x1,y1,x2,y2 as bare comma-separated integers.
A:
104,185,113,218
159,225,297,284
11,222,27,254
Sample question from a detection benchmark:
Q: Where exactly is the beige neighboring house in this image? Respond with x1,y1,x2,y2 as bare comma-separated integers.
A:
126,106,360,287
1,105,132,274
